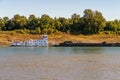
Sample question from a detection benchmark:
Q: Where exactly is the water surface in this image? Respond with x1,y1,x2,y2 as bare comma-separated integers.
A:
0,47,120,55
0,47,120,80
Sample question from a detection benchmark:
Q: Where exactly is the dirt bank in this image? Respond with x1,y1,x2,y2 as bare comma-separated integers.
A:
0,32,120,45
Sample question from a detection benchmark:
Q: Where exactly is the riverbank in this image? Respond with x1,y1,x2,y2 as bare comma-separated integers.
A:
0,31,120,45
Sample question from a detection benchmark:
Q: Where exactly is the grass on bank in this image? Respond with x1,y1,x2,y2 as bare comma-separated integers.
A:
0,30,120,45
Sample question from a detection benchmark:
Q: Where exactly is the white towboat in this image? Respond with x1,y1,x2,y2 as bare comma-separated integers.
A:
11,35,48,47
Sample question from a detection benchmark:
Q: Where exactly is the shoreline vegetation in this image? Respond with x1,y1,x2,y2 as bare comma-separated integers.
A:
1,9,120,46
0,31,120,46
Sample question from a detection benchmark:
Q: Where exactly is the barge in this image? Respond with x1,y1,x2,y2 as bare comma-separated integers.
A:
54,41,120,47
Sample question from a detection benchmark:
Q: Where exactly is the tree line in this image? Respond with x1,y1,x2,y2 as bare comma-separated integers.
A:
0,9,120,35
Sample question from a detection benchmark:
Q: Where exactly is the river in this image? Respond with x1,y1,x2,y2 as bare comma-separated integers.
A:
0,47,120,80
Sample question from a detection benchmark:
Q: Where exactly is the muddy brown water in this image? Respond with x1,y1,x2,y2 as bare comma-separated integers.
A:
0,47,120,80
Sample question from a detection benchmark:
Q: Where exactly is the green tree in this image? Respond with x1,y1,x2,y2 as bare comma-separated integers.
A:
27,14,40,30
3,16,9,23
71,13,81,34
40,14,51,34
105,20,120,33
82,9,106,34
0,18,5,30
12,14,27,29
53,17,62,33
58,17,68,32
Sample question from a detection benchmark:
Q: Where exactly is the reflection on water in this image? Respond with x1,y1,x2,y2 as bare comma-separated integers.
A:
0,47,120,55
0,47,120,80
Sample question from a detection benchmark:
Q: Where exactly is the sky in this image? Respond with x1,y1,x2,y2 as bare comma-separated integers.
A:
0,0,120,20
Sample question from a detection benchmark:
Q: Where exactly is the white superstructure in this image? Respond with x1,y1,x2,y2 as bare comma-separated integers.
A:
11,35,48,47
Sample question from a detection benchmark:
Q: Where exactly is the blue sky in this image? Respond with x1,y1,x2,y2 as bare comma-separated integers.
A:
0,0,120,20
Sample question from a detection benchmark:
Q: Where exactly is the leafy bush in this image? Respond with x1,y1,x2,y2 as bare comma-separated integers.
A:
104,31,111,34
15,29,26,34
